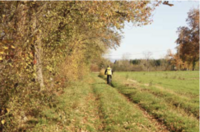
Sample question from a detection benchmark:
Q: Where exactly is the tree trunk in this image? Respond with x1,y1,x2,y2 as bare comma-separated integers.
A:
35,34,44,90
33,8,44,90
192,59,196,71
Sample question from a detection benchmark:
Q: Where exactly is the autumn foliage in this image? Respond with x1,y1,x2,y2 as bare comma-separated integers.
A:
174,8,199,70
0,1,161,131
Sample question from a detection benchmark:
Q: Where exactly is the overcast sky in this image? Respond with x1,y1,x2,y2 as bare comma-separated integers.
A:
103,1,199,61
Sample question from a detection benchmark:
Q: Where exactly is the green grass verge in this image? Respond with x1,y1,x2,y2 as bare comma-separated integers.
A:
31,76,102,132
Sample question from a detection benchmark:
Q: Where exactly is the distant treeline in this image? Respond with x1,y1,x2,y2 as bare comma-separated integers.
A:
112,59,172,71
91,58,199,72
113,58,199,72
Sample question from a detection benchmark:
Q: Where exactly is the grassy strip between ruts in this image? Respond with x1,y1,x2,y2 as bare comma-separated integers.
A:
111,80,199,132
92,75,161,132
30,76,102,132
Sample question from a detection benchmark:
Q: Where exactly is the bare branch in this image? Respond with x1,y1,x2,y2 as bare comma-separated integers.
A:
163,1,174,7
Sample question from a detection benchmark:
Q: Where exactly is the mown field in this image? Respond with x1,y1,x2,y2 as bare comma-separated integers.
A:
30,71,198,132
112,71,199,132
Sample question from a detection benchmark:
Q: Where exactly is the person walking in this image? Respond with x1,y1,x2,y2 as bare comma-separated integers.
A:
105,65,113,84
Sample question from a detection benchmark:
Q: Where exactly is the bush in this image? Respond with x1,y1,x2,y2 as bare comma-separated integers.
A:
98,69,106,78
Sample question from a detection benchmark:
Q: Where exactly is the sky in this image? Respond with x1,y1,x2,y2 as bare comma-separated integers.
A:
103,1,199,62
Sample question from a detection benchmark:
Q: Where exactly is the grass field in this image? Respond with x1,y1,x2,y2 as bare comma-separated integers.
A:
112,71,199,132
30,71,199,132
115,71,199,97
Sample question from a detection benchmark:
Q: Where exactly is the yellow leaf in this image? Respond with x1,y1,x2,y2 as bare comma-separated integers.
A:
1,120,5,124
0,51,4,54
29,53,33,57
3,46,8,49
6,108,10,113
11,45,15,49
0,56,2,60
33,73,36,77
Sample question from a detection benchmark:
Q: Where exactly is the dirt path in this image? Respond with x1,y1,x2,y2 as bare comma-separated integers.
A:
81,79,104,131
87,89,104,131
63,78,104,132
31,74,198,132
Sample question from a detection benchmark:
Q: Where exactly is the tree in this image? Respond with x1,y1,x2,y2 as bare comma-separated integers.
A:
163,1,174,6
0,1,164,131
142,51,153,71
122,53,131,60
176,8,199,70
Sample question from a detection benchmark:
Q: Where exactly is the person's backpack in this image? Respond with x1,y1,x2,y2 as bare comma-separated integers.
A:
107,67,112,75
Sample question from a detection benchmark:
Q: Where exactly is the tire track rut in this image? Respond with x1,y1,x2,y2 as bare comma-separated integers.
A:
116,91,169,132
